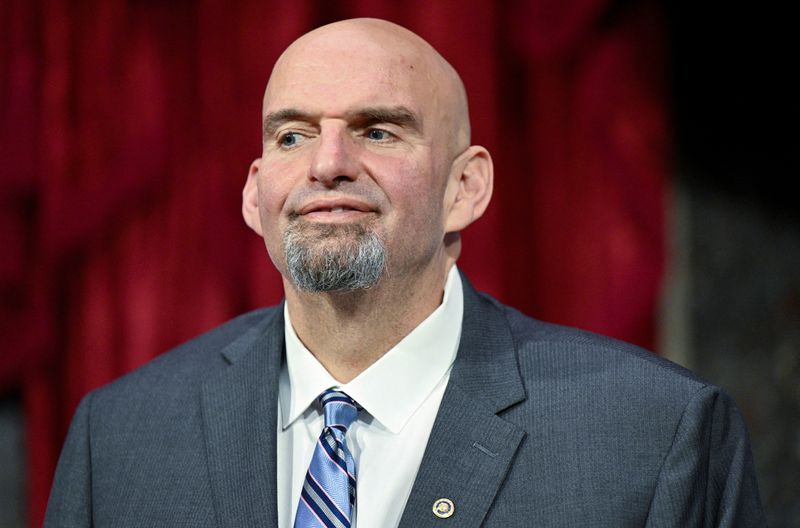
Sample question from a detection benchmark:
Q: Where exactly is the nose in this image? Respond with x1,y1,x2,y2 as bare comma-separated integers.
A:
308,123,359,187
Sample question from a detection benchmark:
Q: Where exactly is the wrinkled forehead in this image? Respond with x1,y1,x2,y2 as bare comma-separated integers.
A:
266,42,430,110
262,21,468,148
266,27,437,109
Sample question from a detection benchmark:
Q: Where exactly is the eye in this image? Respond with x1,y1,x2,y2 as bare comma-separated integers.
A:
365,128,393,141
278,132,304,148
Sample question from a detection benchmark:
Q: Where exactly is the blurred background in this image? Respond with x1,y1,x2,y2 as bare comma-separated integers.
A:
1,0,797,526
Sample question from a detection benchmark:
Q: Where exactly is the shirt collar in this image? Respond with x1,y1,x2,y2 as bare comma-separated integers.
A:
280,265,464,434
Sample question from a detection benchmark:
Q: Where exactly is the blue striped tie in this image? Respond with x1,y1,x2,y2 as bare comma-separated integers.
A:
294,389,359,528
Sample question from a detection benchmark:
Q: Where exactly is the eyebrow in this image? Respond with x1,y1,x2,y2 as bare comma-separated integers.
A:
262,106,422,142
263,108,312,141
351,106,422,132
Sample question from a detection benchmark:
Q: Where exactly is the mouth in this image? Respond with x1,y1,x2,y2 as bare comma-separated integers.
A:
296,198,376,221
308,206,360,213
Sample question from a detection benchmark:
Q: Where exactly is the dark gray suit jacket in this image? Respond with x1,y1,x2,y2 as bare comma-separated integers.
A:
45,279,766,527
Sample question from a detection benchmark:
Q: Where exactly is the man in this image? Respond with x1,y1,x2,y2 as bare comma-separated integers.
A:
46,18,765,527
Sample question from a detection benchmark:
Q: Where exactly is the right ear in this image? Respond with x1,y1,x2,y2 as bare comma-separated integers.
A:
242,158,264,235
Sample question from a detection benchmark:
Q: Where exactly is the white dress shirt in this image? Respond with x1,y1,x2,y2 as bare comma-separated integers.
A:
277,266,464,528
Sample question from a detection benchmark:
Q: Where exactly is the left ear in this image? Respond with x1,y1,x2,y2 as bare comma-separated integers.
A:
443,145,494,232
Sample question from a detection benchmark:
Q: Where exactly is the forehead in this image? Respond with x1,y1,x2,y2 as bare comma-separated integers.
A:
264,32,437,117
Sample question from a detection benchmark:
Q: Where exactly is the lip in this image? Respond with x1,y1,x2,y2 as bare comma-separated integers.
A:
297,198,375,215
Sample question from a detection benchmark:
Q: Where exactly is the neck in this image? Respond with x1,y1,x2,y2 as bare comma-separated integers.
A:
284,256,456,383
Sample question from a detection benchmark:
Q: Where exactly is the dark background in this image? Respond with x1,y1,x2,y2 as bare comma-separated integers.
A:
666,2,800,525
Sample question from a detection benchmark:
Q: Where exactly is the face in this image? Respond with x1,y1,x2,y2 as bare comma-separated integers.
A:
246,25,463,291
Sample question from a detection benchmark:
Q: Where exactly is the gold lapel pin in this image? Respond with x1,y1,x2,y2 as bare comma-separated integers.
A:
432,498,455,518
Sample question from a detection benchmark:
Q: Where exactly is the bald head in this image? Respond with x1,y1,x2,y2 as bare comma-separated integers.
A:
264,18,471,154
243,17,494,300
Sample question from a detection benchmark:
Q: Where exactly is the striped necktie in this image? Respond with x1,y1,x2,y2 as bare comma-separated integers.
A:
294,389,360,528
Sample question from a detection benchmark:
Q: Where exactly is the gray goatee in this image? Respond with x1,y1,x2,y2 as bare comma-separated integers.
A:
283,220,386,292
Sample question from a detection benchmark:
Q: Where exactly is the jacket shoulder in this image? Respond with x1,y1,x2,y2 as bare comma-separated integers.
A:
470,293,765,526
479,291,710,395
91,305,282,402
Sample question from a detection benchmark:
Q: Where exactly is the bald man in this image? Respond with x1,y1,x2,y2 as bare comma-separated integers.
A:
46,19,765,528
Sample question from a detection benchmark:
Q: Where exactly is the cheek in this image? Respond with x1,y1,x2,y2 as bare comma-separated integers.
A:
255,166,295,247
376,157,445,228
371,154,434,201
254,169,292,272
257,160,296,215
409,159,444,210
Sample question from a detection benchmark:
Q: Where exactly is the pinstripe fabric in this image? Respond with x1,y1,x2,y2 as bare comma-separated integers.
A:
294,390,359,528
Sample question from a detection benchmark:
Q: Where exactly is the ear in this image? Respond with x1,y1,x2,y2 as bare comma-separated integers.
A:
242,158,264,236
443,146,494,232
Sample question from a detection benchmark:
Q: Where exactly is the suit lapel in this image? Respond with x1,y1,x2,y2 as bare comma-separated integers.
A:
201,308,284,528
399,279,527,528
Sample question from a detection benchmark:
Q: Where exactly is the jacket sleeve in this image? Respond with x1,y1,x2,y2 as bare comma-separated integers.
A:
44,393,94,527
645,385,767,527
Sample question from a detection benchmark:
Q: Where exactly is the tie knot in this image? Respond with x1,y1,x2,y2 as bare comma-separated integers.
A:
319,389,359,432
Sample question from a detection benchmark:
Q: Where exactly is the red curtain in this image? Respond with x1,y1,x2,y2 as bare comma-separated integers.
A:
0,0,667,525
